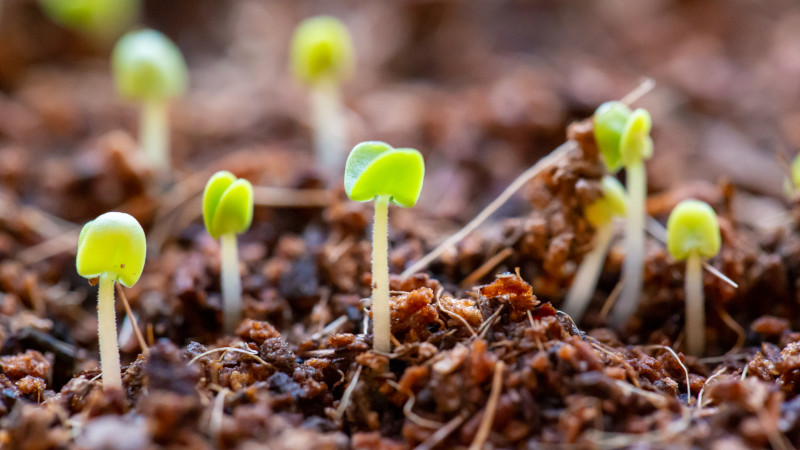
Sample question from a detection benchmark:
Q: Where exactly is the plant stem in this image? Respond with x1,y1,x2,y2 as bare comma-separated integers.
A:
220,232,242,334
685,253,705,355
97,272,122,390
372,194,391,353
562,223,615,321
610,160,646,327
140,99,170,175
311,81,345,184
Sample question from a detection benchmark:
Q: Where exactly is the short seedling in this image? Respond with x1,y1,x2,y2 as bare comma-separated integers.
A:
666,199,720,356
39,0,140,43
112,29,188,176
76,212,146,390
562,175,627,321
594,102,655,326
291,16,355,183
202,171,254,334
784,154,800,199
344,141,424,353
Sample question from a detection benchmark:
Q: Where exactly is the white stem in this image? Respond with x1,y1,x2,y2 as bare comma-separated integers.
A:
372,194,391,353
685,253,705,355
97,273,122,390
562,223,615,321
221,232,242,334
610,160,647,327
311,81,346,184
140,99,170,174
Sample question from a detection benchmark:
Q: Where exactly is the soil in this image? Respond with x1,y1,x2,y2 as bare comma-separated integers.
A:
2,0,800,448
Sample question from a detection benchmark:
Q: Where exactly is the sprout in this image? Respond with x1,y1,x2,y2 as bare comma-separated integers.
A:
76,212,146,390
38,0,140,43
290,16,355,184
344,141,424,353
562,176,627,321
666,199,720,355
595,103,654,326
202,171,254,334
112,29,188,176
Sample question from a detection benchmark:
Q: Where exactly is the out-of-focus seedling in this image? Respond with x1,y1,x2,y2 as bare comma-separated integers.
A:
76,212,146,390
39,0,140,43
562,176,626,321
112,29,188,176
202,171,254,334
666,199,720,356
594,103,654,326
784,154,800,200
291,16,355,183
344,141,424,353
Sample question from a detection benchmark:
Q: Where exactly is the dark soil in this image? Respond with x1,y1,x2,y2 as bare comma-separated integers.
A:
2,0,800,448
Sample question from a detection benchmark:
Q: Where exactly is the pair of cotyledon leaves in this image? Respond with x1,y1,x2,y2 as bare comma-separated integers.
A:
344,141,424,208
202,171,254,240
76,212,146,287
593,101,654,172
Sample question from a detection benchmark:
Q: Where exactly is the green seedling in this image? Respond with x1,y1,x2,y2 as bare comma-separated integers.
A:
562,176,627,321
202,171,254,334
291,16,355,183
76,212,146,390
39,0,140,43
112,29,188,176
595,103,654,326
666,199,720,356
344,141,424,353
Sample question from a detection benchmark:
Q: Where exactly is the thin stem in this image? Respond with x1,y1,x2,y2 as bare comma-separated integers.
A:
97,273,121,390
140,99,170,174
220,232,242,334
685,253,705,356
311,81,346,184
562,223,615,321
610,160,646,327
372,194,391,353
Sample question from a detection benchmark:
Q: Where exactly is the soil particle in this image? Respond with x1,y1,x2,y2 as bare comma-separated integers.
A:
237,318,281,345
390,287,440,343
145,340,200,396
479,273,539,321
259,337,298,374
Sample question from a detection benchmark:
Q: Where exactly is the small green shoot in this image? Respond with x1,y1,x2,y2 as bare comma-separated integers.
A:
202,171,254,334
666,199,720,355
562,176,626,321
344,141,424,353
112,29,188,175
596,103,654,327
291,16,355,183
39,0,140,43
76,212,146,390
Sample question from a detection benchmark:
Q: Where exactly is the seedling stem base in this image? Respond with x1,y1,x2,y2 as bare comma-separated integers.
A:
97,272,122,390
685,253,705,355
372,194,391,353
562,223,614,320
611,160,646,326
221,232,242,334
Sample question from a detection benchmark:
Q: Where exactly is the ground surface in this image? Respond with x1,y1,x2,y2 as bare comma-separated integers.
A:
1,0,800,448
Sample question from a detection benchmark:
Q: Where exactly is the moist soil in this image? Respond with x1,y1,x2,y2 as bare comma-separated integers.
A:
2,1,800,449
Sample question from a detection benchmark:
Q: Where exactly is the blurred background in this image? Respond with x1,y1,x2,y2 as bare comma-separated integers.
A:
0,0,796,229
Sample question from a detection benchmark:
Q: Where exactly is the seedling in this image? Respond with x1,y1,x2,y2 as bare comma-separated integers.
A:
290,16,355,183
76,212,146,390
344,141,424,353
112,29,188,175
202,171,254,333
594,102,655,326
39,0,140,43
666,199,720,355
562,176,627,321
